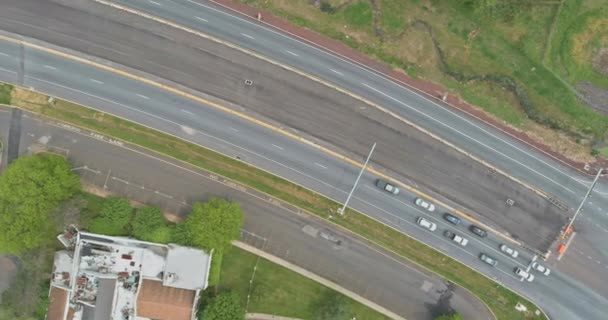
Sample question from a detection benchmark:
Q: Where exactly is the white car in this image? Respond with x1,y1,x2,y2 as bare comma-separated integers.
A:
499,244,519,258
532,262,551,276
444,230,468,246
416,217,437,231
414,198,436,212
514,267,535,282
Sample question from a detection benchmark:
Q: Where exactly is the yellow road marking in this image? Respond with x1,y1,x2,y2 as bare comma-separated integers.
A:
0,26,523,245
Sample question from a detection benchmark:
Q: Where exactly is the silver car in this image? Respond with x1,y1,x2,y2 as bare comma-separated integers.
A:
414,198,436,212
532,262,551,276
479,253,498,267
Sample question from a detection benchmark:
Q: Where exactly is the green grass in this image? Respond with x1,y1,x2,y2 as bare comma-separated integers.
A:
220,247,388,319
600,146,608,156
7,84,546,319
340,1,373,28
0,83,12,104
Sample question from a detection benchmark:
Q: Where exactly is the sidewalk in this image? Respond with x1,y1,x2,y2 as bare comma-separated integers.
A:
246,313,303,320
233,241,406,320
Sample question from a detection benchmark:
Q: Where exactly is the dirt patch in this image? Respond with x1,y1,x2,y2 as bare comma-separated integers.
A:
577,81,608,116
0,255,18,303
593,47,608,76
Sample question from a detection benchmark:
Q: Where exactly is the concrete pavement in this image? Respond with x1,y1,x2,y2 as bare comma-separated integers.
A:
0,107,494,320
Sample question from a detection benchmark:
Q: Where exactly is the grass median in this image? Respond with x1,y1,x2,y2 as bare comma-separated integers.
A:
5,83,545,319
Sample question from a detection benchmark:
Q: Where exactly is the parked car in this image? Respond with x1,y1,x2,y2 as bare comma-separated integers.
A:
499,244,519,258
443,213,461,225
515,267,535,282
444,230,468,246
532,262,551,276
479,253,498,267
469,225,487,238
375,179,400,195
416,217,437,231
414,198,436,212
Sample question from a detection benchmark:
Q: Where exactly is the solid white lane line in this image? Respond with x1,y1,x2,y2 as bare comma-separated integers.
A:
181,109,194,115
330,69,343,76
314,163,327,169
149,0,161,5
195,16,208,22
285,50,299,57
361,82,575,194
240,33,255,39
136,94,150,100
271,144,284,150
89,79,104,84
0,52,9,56
44,65,57,70
0,66,16,74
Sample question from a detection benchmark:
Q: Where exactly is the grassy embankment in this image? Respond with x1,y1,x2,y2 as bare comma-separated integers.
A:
220,247,388,319
2,80,545,319
239,0,608,160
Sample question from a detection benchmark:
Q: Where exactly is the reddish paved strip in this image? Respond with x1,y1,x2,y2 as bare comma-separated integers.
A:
209,0,607,176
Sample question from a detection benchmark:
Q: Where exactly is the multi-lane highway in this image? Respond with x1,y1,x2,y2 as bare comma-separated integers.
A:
0,106,495,320
0,28,606,320
0,0,607,318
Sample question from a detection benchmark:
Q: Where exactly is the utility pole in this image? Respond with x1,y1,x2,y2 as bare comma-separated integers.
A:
338,142,376,215
564,168,604,234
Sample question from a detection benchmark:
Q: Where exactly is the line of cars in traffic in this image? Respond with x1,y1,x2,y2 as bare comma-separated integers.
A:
376,179,551,282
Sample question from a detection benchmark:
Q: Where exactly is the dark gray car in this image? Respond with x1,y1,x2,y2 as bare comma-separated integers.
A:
443,213,461,225
470,225,488,238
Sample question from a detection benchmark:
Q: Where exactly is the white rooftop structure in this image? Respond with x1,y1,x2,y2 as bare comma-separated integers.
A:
46,228,211,320
163,244,210,290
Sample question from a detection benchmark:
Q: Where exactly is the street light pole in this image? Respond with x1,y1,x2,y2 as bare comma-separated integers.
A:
338,142,376,215
564,168,604,233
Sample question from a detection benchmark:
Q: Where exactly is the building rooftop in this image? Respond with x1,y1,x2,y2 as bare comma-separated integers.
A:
46,228,211,320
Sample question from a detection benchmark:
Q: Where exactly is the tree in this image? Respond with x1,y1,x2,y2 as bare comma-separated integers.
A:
201,291,245,320
435,313,463,320
173,198,244,250
0,154,80,254
132,206,172,243
89,197,132,236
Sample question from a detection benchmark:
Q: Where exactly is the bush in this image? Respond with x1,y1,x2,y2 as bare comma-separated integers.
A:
200,291,245,320
173,198,244,250
132,206,172,242
89,197,132,236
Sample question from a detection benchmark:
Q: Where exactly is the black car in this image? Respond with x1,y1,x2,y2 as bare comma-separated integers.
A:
443,213,461,225
469,225,487,238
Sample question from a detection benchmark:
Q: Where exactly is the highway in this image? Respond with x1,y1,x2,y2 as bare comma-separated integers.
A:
0,107,493,320
0,30,606,320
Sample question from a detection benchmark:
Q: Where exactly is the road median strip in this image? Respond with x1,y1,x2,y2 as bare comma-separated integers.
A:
1,82,546,319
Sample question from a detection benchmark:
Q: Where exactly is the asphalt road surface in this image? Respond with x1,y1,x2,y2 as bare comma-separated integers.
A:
0,107,494,320
0,0,606,318
0,37,606,320
0,0,570,252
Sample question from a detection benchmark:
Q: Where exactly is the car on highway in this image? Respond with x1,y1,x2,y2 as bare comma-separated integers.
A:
515,267,535,282
469,225,487,238
443,213,461,225
444,230,468,246
416,217,437,231
414,198,436,212
499,244,519,258
479,253,498,267
375,179,400,195
532,262,551,276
